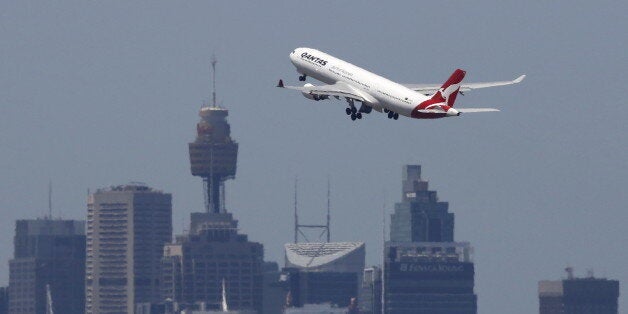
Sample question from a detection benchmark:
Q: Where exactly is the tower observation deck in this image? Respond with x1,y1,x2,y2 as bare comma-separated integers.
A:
189,56,238,213
189,106,238,213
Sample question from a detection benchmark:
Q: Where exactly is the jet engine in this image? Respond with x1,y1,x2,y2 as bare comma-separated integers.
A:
301,84,317,100
301,84,329,101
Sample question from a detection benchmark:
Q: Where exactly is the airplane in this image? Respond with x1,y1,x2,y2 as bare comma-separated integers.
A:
277,47,525,121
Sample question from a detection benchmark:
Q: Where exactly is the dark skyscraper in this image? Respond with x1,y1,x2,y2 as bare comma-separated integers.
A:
359,266,382,314
8,218,86,314
384,165,477,314
539,269,619,314
86,184,172,314
162,212,264,312
390,165,454,242
0,286,7,314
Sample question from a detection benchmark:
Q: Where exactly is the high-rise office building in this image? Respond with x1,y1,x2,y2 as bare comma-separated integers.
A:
384,242,475,313
384,165,477,314
359,266,382,314
539,269,619,314
162,212,264,313
390,165,454,242
282,242,365,309
0,286,7,314
86,184,172,314
8,218,85,314
261,262,285,314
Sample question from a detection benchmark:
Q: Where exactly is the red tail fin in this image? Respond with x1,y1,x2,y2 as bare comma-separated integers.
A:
430,69,466,107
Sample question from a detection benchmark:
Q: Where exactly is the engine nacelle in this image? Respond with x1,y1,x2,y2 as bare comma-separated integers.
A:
301,83,318,100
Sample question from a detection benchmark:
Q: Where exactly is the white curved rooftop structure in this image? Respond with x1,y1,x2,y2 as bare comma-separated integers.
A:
284,242,365,273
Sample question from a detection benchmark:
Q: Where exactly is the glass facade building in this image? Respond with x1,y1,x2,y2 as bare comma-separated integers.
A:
162,212,264,313
8,218,85,314
539,276,619,314
385,165,477,314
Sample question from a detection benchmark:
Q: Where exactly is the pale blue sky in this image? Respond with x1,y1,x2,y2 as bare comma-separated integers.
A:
1,1,627,313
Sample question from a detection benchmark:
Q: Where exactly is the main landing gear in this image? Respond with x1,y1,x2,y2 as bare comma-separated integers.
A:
298,74,307,81
345,99,362,121
384,108,399,120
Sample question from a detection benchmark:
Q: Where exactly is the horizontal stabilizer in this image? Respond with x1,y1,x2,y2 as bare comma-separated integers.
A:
456,108,500,113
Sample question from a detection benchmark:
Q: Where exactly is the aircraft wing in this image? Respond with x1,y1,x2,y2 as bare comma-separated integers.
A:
277,80,367,102
403,75,526,96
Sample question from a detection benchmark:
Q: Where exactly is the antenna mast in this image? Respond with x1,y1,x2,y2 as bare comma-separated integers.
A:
211,53,217,107
293,178,330,243
382,191,386,314
294,178,298,244
48,181,52,219
326,177,331,242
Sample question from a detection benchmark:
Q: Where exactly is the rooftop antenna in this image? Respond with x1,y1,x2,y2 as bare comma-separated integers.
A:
565,266,574,280
294,177,298,244
381,189,387,314
48,180,52,219
326,177,331,242
211,53,217,108
294,178,330,243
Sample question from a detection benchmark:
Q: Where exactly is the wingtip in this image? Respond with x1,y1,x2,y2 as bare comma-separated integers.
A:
276,79,284,88
513,75,526,83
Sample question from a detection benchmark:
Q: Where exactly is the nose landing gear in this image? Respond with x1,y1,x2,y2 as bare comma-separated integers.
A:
298,74,307,81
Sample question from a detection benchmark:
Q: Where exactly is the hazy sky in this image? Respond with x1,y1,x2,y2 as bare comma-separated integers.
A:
1,1,627,313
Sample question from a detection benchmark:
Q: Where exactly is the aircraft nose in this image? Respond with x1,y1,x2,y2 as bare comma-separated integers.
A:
289,50,298,63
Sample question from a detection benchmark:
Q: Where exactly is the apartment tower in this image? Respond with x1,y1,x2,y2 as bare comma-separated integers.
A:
86,184,172,314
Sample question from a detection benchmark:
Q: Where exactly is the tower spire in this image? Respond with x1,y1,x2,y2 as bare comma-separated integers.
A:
189,56,238,214
211,53,217,108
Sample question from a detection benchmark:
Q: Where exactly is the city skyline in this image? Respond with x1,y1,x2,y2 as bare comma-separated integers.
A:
1,2,627,313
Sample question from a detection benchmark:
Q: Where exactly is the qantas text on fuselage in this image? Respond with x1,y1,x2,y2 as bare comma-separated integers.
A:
277,47,525,121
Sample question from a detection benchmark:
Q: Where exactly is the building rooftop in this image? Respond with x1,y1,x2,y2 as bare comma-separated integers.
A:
95,183,163,193
386,242,473,263
285,242,364,269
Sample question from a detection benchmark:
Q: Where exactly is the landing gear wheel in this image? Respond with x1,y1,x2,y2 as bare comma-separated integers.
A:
356,112,362,119
345,108,352,115
393,113,399,120
351,107,357,114
298,74,307,81
384,108,390,113
387,111,394,119
350,114,357,121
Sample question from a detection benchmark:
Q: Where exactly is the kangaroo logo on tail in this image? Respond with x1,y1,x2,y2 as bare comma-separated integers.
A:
430,69,466,107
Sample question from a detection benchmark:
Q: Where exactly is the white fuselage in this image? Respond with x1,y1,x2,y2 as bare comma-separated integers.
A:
290,47,430,117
